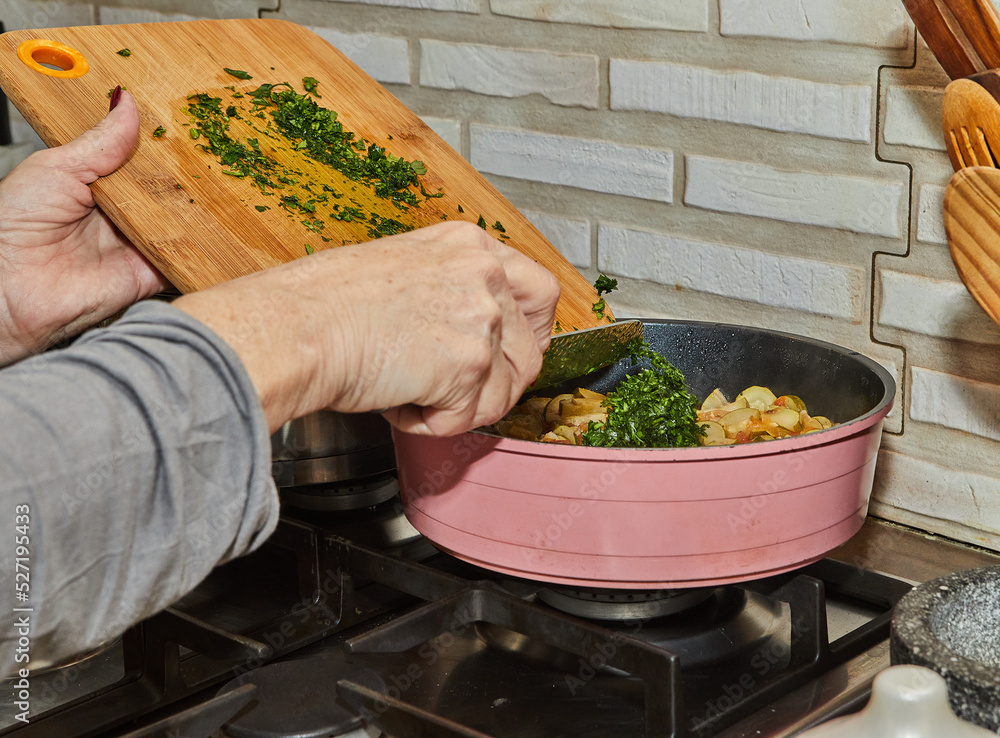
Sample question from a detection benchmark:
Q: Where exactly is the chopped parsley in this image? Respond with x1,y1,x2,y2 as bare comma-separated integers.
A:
225,68,253,80
594,273,618,296
302,76,321,96
152,126,166,138
116,48,131,57
582,343,703,449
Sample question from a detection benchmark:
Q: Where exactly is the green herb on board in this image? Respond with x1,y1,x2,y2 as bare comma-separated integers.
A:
254,205,270,212
493,220,506,233
304,244,315,255
152,126,166,138
476,215,487,229
302,76,321,96
182,73,435,240
594,273,618,296
457,204,464,213
582,343,703,449
591,298,608,320
116,48,131,57
225,68,253,80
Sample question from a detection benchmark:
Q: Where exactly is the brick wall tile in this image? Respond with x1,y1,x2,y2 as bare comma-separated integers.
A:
420,40,598,108
521,210,591,269
597,224,863,320
917,184,947,245
471,125,673,202
611,60,872,142
878,269,1000,343
420,116,462,154
97,7,199,22
489,0,708,32
309,26,410,85
884,85,947,152
872,450,1000,547
0,0,94,29
911,366,1000,441
320,0,478,11
685,155,905,238
720,0,911,48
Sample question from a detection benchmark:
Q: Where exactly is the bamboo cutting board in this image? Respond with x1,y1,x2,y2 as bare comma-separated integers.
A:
0,19,609,332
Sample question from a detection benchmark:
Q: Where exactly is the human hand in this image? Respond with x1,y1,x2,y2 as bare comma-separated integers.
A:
0,90,170,366
174,220,560,436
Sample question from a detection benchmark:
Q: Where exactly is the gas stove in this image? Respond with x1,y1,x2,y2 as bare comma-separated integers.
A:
2,477,999,738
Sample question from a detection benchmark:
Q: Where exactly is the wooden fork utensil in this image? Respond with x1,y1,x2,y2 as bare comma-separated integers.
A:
943,77,1000,170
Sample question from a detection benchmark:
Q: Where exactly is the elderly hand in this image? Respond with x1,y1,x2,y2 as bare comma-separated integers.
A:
0,91,169,366
174,220,560,436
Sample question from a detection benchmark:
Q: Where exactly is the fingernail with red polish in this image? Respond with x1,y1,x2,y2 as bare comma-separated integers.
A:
109,85,122,112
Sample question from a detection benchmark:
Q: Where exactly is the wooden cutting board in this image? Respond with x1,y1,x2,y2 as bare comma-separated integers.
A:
0,18,609,332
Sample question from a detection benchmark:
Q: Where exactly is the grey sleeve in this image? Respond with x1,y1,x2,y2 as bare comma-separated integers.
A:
0,300,279,676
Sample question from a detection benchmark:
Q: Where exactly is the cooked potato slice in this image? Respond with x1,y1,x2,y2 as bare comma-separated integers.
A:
560,397,606,416
721,407,760,435
522,396,551,416
574,387,606,401
736,385,778,411
773,394,806,413
762,407,801,432
544,393,574,424
700,388,729,411
697,420,729,445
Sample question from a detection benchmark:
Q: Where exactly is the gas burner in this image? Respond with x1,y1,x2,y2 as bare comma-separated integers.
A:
536,585,715,621
479,585,789,673
217,652,385,738
279,473,399,512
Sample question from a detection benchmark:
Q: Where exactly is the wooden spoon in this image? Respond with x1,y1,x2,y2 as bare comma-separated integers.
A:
942,78,1000,170
944,165,1000,323
903,0,987,78
941,0,1000,69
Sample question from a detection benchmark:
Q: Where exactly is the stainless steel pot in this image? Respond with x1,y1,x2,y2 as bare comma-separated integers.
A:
270,410,395,487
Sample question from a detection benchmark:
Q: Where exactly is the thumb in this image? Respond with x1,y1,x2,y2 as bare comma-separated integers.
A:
55,88,140,184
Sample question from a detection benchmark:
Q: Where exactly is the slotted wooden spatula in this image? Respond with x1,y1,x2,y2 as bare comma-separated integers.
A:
942,78,1000,170
944,165,1000,323
0,19,611,333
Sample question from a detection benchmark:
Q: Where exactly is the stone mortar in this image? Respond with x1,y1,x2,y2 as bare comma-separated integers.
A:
890,566,1000,732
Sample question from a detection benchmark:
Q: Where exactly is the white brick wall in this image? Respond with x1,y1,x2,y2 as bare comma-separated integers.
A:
420,116,462,154
719,0,911,48
309,26,410,85
685,156,905,238
883,86,947,152
872,450,1000,549
319,0,478,11
917,184,947,245
98,7,201,23
599,225,864,319
0,0,94,29
610,60,872,142
471,125,674,202
489,0,709,32
911,366,1000,441
878,269,1000,344
521,210,591,269
420,41,599,109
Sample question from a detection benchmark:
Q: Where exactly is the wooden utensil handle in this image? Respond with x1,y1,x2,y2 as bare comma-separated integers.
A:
943,0,1000,69
902,0,981,78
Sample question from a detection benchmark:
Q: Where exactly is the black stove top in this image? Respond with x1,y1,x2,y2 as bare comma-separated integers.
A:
0,494,920,738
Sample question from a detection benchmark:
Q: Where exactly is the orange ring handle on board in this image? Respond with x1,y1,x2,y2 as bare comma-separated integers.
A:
16,39,89,78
